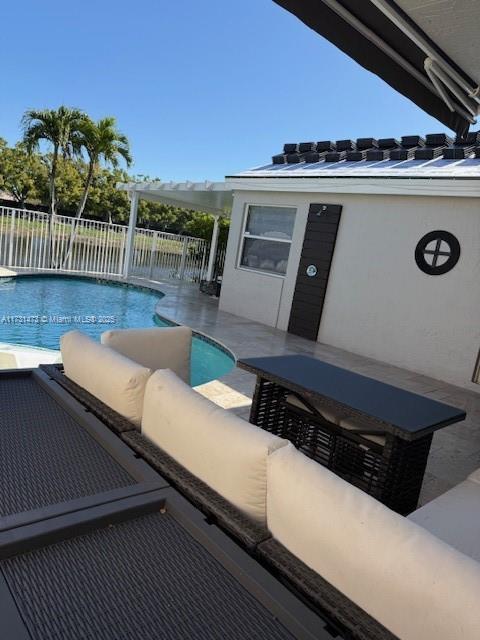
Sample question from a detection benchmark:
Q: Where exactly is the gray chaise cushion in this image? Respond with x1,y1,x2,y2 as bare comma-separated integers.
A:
408,468,480,562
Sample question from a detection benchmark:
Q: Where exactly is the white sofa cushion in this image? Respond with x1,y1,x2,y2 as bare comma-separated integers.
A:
285,395,385,445
61,330,152,426
267,445,480,640
468,467,480,483
285,393,344,424
142,369,287,523
0,352,17,369
101,326,192,384
408,469,480,562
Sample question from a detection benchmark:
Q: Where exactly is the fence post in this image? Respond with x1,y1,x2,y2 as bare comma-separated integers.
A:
8,210,16,266
67,218,73,271
149,232,158,279
198,242,207,282
118,228,126,275
123,191,139,278
179,236,188,280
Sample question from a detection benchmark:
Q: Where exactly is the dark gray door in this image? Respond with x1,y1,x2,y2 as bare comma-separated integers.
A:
288,203,342,340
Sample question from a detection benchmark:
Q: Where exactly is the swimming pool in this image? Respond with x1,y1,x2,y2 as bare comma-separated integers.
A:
154,315,235,387
0,275,234,386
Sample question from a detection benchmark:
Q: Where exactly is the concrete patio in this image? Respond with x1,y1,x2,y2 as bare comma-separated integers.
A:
126,276,480,508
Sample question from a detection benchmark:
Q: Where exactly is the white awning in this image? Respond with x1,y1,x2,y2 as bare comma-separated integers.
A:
117,180,233,217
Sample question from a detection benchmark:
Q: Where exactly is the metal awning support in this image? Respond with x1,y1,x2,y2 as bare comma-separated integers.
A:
368,0,480,121
424,58,478,121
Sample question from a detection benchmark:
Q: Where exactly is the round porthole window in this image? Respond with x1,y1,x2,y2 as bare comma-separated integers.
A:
415,231,460,275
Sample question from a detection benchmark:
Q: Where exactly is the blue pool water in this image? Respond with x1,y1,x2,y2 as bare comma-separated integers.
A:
154,316,234,387
0,275,234,386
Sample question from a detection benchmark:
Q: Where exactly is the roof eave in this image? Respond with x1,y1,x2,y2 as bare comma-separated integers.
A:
226,175,480,198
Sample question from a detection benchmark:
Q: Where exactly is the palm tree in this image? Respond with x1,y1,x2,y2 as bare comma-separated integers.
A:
21,106,86,217
74,117,131,220
61,117,131,266
21,106,87,266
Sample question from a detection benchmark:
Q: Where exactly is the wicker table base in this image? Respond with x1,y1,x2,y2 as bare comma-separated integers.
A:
250,377,432,515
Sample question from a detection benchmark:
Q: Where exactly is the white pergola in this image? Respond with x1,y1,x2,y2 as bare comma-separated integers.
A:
117,180,233,281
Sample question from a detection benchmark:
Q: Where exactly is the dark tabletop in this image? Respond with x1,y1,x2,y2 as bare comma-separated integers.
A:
238,355,466,439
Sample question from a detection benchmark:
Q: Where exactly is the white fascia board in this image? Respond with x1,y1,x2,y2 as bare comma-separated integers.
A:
225,176,480,198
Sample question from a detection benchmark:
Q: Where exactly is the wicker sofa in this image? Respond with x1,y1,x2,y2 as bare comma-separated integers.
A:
59,327,192,427
44,330,480,640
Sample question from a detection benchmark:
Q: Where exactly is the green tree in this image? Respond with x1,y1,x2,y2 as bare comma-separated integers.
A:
138,201,179,230
0,143,46,207
53,158,85,213
21,106,87,217
86,168,131,224
184,212,230,243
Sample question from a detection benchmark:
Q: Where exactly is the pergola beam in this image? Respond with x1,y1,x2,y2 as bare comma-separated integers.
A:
117,179,232,282
206,215,220,282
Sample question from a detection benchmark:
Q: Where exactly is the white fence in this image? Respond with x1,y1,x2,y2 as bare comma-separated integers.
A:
0,206,209,282
130,227,209,282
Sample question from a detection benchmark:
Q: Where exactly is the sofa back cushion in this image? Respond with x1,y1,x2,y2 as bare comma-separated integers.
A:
142,369,287,523
267,445,480,640
61,330,152,426
101,326,191,384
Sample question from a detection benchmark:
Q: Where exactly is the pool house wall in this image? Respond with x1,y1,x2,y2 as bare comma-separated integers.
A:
219,188,480,391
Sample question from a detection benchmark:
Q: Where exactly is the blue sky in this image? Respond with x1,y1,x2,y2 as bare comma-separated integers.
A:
3,0,445,181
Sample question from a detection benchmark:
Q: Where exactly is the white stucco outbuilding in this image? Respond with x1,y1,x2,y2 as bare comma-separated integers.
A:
119,132,480,391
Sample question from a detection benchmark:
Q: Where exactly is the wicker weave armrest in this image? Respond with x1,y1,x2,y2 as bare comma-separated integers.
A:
122,431,269,550
257,539,398,640
40,364,137,434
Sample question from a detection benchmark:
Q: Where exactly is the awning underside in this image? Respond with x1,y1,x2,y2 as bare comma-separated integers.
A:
117,181,233,217
274,0,480,135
